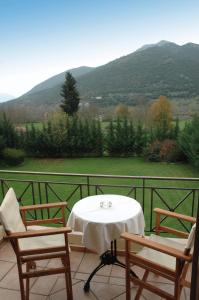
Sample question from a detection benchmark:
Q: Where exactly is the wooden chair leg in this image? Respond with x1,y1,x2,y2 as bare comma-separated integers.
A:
62,257,73,300
135,270,149,300
26,263,30,300
174,260,183,300
16,257,26,300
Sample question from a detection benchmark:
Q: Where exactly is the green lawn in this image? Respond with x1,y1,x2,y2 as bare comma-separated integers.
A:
1,157,198,177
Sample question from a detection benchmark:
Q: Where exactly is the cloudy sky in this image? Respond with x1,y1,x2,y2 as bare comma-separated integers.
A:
1,0,199,97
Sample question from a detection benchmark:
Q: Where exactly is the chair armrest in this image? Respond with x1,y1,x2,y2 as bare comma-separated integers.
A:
154,208,196,237
20,202,67,211
154,208,196,223
121,232,192,261
20,202,67,227
5,227,72,239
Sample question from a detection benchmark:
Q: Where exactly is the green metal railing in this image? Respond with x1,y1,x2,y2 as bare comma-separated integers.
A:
0,170,198,233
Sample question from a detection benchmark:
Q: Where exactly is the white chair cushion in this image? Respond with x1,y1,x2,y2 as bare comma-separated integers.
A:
185,223,196,249
26,225,71,252
18,233,65,251
138,234,186,270
0,188,26,233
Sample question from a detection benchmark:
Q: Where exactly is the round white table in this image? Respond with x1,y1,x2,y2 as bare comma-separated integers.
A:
67,194,145,292
67,194,145,254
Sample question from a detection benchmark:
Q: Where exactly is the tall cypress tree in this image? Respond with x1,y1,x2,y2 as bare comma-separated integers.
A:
60,72,80,116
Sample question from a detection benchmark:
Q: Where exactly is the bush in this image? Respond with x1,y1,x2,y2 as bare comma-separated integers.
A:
178,115,199,168
146,139,184,162
2,148,25,166
160,139,184,162
146,140,161,161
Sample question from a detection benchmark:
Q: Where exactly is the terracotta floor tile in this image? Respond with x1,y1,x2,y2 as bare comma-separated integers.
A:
50,276,80,294
113,288,145,300
30,274,58,295
109,276,125,286
74,272,93,281
29,293,48,300
0,264,21,290
50,281,98,300
0,264,37,291
77,252,112,276
0,242,16,262
89,281,126,300
110,265,125,278
70,250,84,272
0,260,15,280
77,253,100,273
0,287,22,300
75,271,109,283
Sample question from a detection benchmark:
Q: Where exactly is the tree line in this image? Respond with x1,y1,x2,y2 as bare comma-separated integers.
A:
0,111,198,168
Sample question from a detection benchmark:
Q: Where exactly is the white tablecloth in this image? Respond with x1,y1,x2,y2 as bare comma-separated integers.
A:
67,194,145,254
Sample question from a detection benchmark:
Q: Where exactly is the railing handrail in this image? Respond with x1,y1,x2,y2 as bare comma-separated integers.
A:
0,169,198,181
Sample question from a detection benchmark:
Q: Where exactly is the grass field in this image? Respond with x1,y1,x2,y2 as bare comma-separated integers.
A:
1,156,198,177
0,157,198,232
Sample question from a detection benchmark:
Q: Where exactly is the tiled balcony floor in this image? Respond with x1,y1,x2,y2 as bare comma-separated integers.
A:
0,241,190,300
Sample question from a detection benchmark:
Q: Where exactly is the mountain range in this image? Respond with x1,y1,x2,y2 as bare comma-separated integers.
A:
2,40,199,114
0,93,15,103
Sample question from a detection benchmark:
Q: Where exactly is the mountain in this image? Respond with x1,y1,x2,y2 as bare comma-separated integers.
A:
0,93,15,102
0,66,94,112
2,41,199,114
26,66,94,96
136,40,176,52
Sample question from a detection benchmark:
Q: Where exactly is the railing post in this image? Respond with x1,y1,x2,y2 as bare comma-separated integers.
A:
45,183,50,219
142,178,145,213
192,189,195,219
80,184,83,199
150,188,154,231
38,182,43,219
87,176,90,196
31,182,37,220
0,179,5,198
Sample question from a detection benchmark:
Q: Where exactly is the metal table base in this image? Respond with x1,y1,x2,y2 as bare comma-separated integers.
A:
84,240,137,292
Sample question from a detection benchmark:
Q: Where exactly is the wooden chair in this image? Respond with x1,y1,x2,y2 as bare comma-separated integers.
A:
0,187,73,300
121,208,196,300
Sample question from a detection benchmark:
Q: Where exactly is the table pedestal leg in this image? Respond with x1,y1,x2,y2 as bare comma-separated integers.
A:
84,240,137,292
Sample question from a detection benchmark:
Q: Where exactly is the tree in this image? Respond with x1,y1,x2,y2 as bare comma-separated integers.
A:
60,72,80,116
179,115,199,167
149,95,173,140
115,104,129,118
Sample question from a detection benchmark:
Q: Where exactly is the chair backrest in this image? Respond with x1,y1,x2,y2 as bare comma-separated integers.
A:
0,188,26,234
185,223,196,250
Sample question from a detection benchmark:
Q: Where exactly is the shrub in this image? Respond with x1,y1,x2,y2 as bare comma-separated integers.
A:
0,135,5,158
146,140,161,161
160,139,184,162
146,139,184,162
178,115,199,168
2,148,25,166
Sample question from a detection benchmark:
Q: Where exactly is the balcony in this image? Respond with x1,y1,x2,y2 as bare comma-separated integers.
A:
0,170,198,299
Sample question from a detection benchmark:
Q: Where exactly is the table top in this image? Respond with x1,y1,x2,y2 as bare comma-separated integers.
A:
69,194,143,224
67,194,145,253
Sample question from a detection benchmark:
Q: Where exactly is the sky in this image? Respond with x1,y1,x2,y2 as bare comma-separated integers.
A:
1,0,199,98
